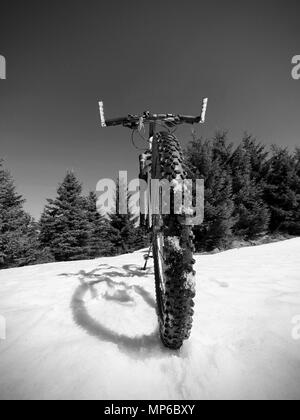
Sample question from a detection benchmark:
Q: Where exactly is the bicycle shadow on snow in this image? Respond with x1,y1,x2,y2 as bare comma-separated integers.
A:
61,263,176,360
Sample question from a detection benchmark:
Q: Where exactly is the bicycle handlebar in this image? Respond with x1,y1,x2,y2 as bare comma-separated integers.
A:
98,99,208,129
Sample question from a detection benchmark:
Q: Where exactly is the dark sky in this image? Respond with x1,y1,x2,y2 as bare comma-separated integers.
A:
0,0,299,219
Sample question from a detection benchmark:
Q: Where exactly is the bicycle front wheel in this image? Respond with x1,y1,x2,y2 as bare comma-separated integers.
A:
152,132,196,350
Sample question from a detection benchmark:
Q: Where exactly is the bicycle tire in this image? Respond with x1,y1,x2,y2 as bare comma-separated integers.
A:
152,132,196,350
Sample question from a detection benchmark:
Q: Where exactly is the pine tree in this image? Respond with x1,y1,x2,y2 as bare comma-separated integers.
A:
264,146,299,234
0,161,45,268
230,138,270,239
185,133,235,251
242,134,269,182
108,181,143,255
292,148,300,234
39,172,89,261
84,192,113,258
133,225,150,251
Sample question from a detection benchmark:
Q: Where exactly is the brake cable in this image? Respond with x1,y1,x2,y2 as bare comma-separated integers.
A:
131,129,149,151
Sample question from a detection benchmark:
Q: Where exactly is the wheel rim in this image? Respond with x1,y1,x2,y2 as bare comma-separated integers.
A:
154,232,166,320
156,233,165,294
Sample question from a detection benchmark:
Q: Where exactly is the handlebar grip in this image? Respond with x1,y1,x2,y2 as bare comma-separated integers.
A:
179,115,199,124
200,98,208,123
106,117,127,127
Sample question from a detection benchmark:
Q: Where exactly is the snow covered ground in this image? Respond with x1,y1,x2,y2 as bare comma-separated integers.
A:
0,238,300,400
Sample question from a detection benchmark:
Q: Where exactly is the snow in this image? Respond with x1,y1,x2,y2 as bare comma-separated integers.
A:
0,238,300,400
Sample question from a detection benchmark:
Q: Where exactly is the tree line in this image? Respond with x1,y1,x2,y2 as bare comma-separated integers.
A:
0,165,148,269
1,133,299,269
185,133,300,251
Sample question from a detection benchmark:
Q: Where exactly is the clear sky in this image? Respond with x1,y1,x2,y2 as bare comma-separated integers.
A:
0,0,299,219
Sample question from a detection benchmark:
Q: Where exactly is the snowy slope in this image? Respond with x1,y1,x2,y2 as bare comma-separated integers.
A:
0,239,300,400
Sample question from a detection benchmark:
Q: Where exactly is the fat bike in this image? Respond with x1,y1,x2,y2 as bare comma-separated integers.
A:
99,99,208,349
